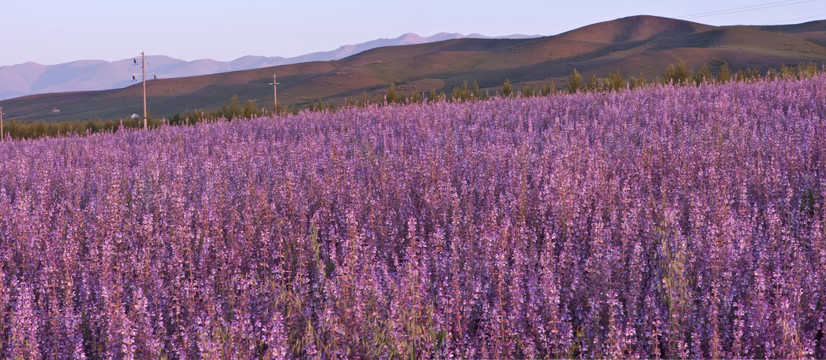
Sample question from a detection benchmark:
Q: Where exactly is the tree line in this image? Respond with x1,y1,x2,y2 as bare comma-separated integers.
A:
355,61,822,108
0,61,822,140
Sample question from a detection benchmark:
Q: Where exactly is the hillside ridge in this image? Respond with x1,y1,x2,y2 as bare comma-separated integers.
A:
2,15,825,122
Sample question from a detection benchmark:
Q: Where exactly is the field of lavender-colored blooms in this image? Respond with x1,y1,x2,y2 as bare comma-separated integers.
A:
0,75,825,358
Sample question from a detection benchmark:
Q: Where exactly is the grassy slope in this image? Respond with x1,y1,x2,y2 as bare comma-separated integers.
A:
2,15,825,122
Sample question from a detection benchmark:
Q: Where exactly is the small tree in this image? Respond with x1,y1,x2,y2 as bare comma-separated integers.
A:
779,64,791,79
695,63,711,85
386,83,397,104
360,92,370,107
242,99,259,118
223,95,242,119
452,80,472,102
541,82,554,96
428,89,438,103
628,76,639,90
521,85,534,98
631,73,647,89
584,74,600,92
797,62,818,79
471,80,483,99
567,69,582,94
607,71,625,92
409,91,423,104
502,79,513,97
664,60,691,86
718,62,732,83
743,68,754,81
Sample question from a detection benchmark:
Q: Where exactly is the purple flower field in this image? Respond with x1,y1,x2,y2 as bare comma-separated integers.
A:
0,76,825,358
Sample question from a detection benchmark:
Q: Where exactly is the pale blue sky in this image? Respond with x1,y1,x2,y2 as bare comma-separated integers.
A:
1,0,824,66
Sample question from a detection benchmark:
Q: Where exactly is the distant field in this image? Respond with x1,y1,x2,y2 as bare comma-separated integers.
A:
0,74,824,358
2,15,825,123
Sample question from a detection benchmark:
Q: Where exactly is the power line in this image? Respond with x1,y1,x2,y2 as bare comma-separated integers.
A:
767,13,826,24
682,0,798,18
681,0,820,19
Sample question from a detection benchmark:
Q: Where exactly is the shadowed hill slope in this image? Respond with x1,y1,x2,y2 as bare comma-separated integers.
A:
3,15,825,122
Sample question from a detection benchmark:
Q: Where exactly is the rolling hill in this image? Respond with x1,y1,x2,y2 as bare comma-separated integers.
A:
2,15,825,123
0,33,536,101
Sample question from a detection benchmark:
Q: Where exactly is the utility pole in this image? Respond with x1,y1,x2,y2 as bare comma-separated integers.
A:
142,52,147,129
132,52,149,129
269,74,279,114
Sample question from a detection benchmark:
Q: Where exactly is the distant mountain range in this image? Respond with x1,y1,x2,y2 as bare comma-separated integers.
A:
0,33,537,100
2,15,825,123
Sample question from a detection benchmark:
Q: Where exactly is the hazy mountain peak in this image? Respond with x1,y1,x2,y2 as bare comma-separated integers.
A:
0,31,541,100
397,33,426,42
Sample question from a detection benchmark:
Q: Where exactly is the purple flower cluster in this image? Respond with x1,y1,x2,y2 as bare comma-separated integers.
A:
0,76,824,358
